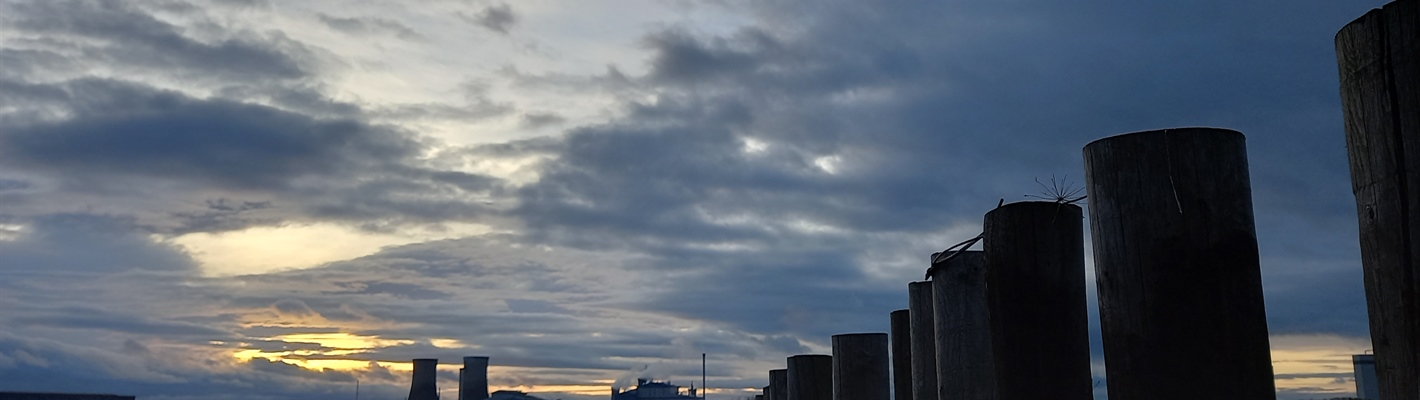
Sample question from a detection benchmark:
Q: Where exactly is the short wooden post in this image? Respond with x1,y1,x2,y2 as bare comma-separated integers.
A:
764,386,772,400
907,282,937,400
832,333,890,400
770,369,788,400
1337,3,1420,398
890,310,912,400
788,355,833,400
1084,128,1275,399
983,201,1092,400
930,250,994,400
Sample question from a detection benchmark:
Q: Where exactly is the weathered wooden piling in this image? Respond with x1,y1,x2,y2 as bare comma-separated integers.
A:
930,250,994,400
1084,128,1275,399
1337,3,1420,398
831,333,890,400
788,355,833,400
890,310,912,400
770,369,788,400
983,201,1092,400
906,282,936,400
764,386,772,400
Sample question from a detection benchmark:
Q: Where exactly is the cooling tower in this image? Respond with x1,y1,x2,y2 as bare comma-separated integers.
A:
409,358,439,400
461,356,490,400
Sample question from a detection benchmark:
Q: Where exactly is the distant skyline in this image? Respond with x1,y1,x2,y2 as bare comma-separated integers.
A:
0,0,1390,399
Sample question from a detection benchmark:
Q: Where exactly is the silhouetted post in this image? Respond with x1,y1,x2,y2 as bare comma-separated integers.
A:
1084,128,1276,400
890,310,912,400
832,333,890,400
771,369,788,400
788,355,833,400
930,250,994,400
907,282,937,400
1337,3,1420,398
983,201,1092,400
765,386,773,400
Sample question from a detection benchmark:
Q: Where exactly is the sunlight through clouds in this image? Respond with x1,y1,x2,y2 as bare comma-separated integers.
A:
165,222,491,276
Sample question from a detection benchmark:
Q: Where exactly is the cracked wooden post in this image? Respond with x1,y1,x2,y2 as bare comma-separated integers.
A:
1337,3,1420,398
832,333,890,400
788,355,833,400
1084,128,1275,400
907,282,937,400
890,310,912,400
983,201,1092,400
930,250,994,400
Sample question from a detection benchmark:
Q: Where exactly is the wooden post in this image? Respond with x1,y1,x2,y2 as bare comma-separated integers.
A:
930,250,994,400
1083,128,1275,399
1337,3,1420,399
907,282,937,400
765,386,772,400
788,355,833,400
832,333,890,400
770,369,788,400
890,310,912,400
983,201,1092,400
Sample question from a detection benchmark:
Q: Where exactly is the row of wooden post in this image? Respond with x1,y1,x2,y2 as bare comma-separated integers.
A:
750,127,1274,400
746,4,1420,398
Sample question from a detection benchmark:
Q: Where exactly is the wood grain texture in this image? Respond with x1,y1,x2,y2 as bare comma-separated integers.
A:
930,251,995,400
907,282,937,400
983,202,1092,400
788,355,833,400
1083,128,1275,400
832,333,890,400
890,311,912,400
1338,3,1420,399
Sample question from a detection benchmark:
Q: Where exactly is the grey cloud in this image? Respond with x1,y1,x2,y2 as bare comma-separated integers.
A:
317,14,424,41
521,112,567,128
463,3,518,35
3,0,310,81
8,307,231,338
0,213,196,274
0,79,419,191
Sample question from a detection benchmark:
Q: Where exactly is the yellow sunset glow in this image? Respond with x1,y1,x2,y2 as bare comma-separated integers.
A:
167,222,491,276
1270,334,1370,394
233,332,415,372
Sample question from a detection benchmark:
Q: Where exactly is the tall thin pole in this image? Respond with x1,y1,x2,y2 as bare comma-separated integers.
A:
356,379,360,400
703,353,708,400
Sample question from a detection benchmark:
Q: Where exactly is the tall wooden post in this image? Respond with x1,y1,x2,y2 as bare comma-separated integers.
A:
1338,3,1420,398
771,369,788,400
890,310,912,400
832,333,890,400
907,282,937,400
1083,128,1275,399
930,250,995,400
788,355,833,400
983,201,1092,400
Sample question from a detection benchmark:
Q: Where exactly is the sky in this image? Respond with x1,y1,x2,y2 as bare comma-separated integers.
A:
0,0,1391,399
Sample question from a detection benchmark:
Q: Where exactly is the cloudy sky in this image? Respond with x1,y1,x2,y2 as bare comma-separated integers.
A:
0,0,1391,399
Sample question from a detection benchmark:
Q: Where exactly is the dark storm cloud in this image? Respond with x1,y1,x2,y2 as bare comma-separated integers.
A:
2,0,310,81
0,79,418,191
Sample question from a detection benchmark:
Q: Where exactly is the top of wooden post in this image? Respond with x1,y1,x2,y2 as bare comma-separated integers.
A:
1084,127,1242,149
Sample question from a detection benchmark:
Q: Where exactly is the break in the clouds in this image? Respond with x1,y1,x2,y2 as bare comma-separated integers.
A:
0,0,1389,399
